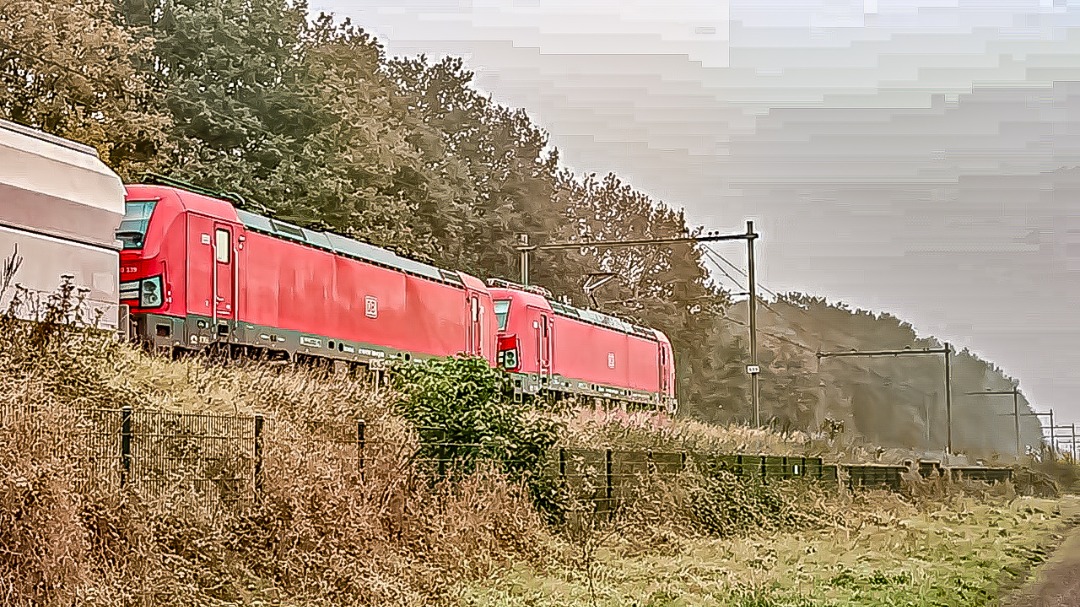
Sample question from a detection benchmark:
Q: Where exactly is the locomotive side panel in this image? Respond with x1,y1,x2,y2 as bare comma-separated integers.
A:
550,314,630,392
329,249,407,356
235,230,282,337
229,216,476,361
402,272,471,358
459,273,498,364
250,232,334,338
656,331,676,400
184,213,217,323
625,334,661,394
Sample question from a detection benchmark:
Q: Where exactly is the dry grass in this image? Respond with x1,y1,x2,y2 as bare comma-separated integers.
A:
0,289,552,607
554,406,922,465
0,281,1058,606
555,407,819,456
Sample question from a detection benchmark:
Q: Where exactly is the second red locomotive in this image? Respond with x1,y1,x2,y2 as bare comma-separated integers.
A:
489,280,677,413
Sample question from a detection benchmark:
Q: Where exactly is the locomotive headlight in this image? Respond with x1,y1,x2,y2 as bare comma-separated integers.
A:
502,348,518,370
140,276,163,308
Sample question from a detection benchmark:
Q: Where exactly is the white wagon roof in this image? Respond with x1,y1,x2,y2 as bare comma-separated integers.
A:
0,119,125,250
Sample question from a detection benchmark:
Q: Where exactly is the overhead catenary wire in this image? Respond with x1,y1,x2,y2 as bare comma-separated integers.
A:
699,247,745,294
702,244,779,299
698,246,939,400
702,237,1052,449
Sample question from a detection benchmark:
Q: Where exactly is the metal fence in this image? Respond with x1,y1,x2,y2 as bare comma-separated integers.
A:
72,407,258,510
0,405,1016,513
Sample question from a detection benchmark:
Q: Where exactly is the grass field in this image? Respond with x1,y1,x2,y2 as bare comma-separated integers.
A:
1,291,1075,607
459,495,1080,607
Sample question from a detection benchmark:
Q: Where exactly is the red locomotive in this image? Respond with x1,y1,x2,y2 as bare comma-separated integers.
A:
116,177,677,412
117,179,497,369
489,280,677,413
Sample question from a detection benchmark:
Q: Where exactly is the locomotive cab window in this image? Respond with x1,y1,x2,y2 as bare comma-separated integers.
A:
215,229,230,263
116,200,157,249
494,300,511,330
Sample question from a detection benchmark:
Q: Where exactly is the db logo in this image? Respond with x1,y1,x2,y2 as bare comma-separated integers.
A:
607,353,615,369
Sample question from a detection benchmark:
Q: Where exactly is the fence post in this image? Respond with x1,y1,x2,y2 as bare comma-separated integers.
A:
357,419,366,482
120,406,132,488
253,414,264,497
438,429,446,480
558,447,566,479
646,450,654,476
680,451,687,473
605,448,614,519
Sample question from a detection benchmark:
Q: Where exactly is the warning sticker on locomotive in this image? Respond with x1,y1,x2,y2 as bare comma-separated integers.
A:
608,353,616,369
365,296,378,318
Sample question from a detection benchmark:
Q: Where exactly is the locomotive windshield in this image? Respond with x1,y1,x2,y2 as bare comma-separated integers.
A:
494,299,510,330
115,200,157,249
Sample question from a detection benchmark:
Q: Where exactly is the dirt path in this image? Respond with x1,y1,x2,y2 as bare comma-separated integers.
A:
1004,502,1080,607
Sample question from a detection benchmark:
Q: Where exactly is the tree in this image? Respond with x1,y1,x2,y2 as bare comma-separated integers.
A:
0,0,171,177
389,55,568,278
258,16,433,255
116,0,312,187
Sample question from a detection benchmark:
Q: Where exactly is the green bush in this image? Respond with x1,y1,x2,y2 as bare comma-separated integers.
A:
684,470,806,537
390,355,561,491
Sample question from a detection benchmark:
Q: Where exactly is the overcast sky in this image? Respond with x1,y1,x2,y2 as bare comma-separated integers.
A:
313,0,1080,424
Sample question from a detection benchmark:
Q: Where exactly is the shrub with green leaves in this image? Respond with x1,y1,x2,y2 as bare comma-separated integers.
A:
685,470,809,537
390,355,561,488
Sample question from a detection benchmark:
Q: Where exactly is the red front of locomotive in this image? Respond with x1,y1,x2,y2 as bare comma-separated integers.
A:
117,185,205,349
491,286,548,377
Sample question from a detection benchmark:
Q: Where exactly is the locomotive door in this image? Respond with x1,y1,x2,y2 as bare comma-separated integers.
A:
211,223,235,338
658,343,669,395
466,293,482,356
536,312,552,381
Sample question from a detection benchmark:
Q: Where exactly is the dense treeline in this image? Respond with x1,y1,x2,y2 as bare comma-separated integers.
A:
0,0,1043,457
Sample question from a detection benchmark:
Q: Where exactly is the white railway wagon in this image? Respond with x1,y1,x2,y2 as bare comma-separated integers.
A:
0,119,126,329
